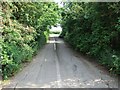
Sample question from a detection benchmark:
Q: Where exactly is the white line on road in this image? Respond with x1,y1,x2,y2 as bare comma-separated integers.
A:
54,38,62,88
56,55,62,88
54,43,56,51
53,39,56,51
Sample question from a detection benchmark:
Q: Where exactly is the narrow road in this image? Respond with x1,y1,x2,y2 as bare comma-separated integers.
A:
3,35,118,88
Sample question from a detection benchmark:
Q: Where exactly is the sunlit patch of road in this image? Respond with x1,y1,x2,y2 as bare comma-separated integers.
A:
3,36,118,88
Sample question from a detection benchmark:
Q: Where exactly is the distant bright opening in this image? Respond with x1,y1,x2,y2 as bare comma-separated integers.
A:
49,24,62,38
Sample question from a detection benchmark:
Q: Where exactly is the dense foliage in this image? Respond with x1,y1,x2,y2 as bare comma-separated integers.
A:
1,2,60,79
61,2,120,74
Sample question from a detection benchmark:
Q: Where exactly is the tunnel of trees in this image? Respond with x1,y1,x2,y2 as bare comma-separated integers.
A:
61,2,120,74
0,2,120,80
0,2,60,79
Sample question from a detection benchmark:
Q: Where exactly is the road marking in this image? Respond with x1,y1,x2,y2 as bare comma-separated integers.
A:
54,37,62,88
54,43,56,51
56,55,62,88
53,38,56,51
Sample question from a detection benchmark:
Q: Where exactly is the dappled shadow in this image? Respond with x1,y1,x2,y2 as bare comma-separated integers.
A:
47,39,64,44
2,36,118,89
3,77,118,88
47,36,64,44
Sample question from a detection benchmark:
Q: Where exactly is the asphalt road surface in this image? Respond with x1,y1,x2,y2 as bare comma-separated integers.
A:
3,34,118,89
